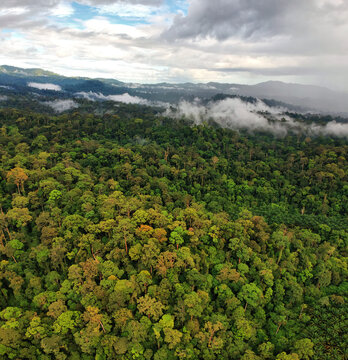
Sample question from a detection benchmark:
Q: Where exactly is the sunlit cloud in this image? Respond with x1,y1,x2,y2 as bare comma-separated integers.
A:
51,2,75,17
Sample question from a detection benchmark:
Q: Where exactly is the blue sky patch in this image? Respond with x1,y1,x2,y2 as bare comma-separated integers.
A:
49,0,189,28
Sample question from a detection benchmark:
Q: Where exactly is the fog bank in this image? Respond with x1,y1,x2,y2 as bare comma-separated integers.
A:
45,99,78,112
76,91,149,105
28,82,62,91
166,98,348,138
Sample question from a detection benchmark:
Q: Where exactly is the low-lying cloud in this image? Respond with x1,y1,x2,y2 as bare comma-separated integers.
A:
28,82,62,91
167,98,289,135
0,95,7,101
76,91,149,104
45,99,78,112
166,97,348,138
310,121,348,138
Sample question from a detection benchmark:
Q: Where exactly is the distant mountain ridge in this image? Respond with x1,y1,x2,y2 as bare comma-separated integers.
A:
1,65,348,114
0,65,59,77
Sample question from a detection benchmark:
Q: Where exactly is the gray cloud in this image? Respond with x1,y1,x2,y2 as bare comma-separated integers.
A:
164,0,294,40
0,0,161,8
163,0,348,43
159,0,348,90
0,1,62,30
0,17,46,30
208,66,316,76
0,0,59,8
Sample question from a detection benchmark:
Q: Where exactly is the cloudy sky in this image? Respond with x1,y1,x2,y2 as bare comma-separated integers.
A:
1,0,348,89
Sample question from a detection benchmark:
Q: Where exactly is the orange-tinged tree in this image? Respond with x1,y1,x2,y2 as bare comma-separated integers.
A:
6,167,28,194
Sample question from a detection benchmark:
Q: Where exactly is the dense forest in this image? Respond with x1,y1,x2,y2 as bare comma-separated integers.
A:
0,102,347,359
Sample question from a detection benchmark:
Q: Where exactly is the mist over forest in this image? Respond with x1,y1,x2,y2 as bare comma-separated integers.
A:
1,65,348,140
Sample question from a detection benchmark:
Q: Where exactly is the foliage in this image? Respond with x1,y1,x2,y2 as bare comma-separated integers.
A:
0,104,347,359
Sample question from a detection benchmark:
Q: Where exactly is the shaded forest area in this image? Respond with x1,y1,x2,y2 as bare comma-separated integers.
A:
0,104,347,359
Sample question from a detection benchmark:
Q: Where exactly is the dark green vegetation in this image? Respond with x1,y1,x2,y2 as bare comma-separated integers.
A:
0,103,347,360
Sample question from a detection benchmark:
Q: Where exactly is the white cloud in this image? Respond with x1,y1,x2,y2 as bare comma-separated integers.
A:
50,2,74,17
166,97,348,137
76,91,149,104
28,82,62,91
0,7,28,16
168,98,287,134
311,121,348,137
83,17,146,38
106,93,148,104
0,95,8,101
45,99,78,112
96,3,158,18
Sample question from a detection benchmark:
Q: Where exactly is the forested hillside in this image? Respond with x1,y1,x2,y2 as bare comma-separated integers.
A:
0,104,347,359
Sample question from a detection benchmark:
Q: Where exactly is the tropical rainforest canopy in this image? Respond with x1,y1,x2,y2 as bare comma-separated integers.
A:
0,101,347,360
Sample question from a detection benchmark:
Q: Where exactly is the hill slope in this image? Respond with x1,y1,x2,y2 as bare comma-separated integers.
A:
1,65,348,113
